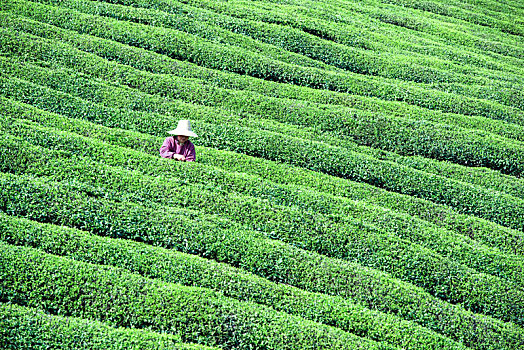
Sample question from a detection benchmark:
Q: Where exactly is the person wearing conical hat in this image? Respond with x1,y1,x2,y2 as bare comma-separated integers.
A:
160,120,198,161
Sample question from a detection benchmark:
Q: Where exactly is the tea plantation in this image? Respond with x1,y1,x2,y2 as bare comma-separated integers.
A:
1,0,523,349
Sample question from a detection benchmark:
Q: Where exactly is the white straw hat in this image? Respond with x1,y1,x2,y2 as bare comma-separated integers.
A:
167,120,198,137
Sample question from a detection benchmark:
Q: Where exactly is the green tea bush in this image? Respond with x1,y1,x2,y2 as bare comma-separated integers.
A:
2,25,523,145
165,0,524,69
3,87,524,233
3,134,524,292
3,56,524,180
3,97,523,260
1,170,524,329
2,2,523,123
1,0,523,349
0,213,469,350
0,303,217,350
2,101,524,348
0,174,523,350
29,0,342,73
300,0,524,58
377,0,524,37
0,243,395,350
38,0,522,97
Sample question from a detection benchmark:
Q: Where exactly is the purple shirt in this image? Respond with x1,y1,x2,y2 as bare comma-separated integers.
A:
159,136,196,161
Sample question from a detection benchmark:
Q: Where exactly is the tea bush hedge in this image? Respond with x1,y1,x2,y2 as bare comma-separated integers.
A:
2,24,523,145
0,303,217,350
3,1,523,123
3,86,524,233
165,0,524,66
0,242,396,350
0,213,469,350
39,0,524,99
3,55,524,181
373,0,524,37
1,170,524,335
1,171,524,349
2,96,524,260
3,134,524,293
1,0,523,348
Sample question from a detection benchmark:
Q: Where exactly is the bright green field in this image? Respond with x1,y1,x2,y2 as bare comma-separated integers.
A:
1,0,523,349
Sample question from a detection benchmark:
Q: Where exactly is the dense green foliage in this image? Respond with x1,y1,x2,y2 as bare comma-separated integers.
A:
3,1,524,124
1,160,524,349
0,213,469,350
0,303,217,350
1,0,523,348
1,242,399,350
2,126,524,309
2,53,524,184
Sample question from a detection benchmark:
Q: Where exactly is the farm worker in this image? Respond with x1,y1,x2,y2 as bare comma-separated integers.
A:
159,120,198,161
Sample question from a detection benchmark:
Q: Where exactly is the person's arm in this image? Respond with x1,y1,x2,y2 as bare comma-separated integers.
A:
184,142,196,162
159,137,176,159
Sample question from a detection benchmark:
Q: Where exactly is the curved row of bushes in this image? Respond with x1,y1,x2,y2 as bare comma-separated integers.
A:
47,0,345,73
5,60,524,204
0,242,396,350
15,0,335,73
41,0,524,103
3,134,524,294
200,146,524,256
390,154,524,201
420,80,523,111
307,0,524,54
172,0,524,70
0,172,522,350
0,303,216,350
374,0,524,37
8,126,522,302
2,98,523,264
3,55,524,182
0,213,469,350
365,4,523,53
3,76,524,233
3,2,523,123
2,24,523,146
2,1,523,349
2,96,524,257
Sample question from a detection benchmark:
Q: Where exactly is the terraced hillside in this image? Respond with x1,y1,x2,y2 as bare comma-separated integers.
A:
1,0,523,349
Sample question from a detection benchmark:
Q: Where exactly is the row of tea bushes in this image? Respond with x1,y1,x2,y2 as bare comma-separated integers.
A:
197,145,524,257
390,154,524,201
0,303,216,350
0,242,395,350
0,72,330,153
40,0,524,98
420,80,523,111
26,0,342,73
2,24,523,145
0,213,469,350
6,127,524,300
2,1,523,349
294,0,524,56
1,131,519,320
166,0,524,71
2,97,523,259
3,134,524,293
4,61,524,206
3,79,524,233
365,3,523,54
0,171,522,350
372,0,524,36
3,56,524,180
3,2,523,123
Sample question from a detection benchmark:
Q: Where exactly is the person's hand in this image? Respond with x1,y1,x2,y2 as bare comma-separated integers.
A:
173,154,186,161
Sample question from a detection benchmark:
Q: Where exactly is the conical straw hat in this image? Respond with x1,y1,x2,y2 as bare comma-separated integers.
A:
167,120,198,137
